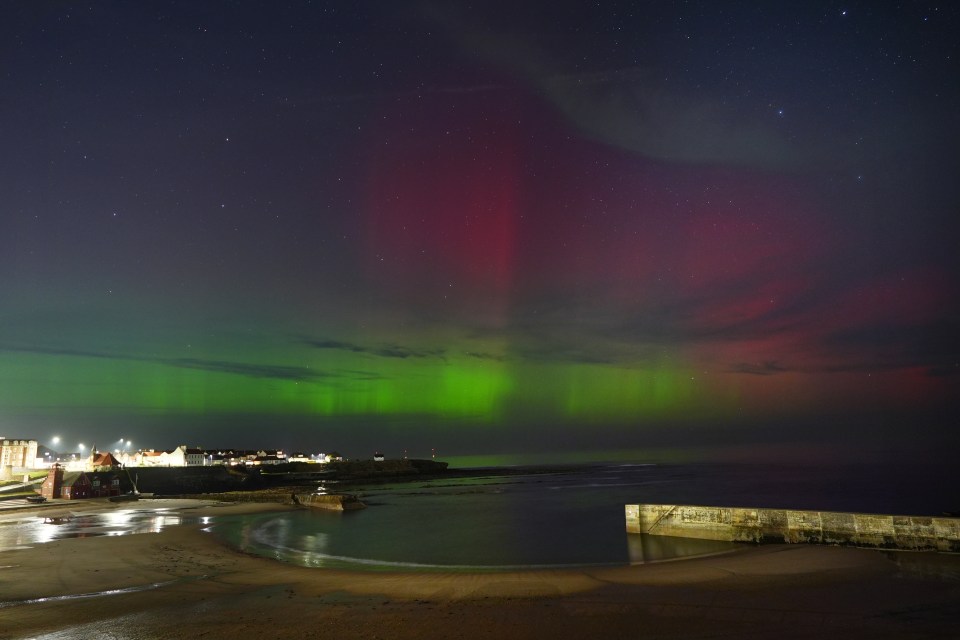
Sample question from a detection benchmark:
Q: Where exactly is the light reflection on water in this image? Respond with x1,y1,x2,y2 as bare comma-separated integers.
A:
0,508,187,550
224,511,733,571
627,532,736,563
8,462,934,570
213,466,742,572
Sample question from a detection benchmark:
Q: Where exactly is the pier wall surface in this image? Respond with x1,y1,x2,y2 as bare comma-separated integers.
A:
625,503,960,552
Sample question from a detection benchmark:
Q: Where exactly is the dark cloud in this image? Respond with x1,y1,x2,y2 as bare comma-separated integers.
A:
301,337,446,360
730,362,790,376
464,351,505,361
303,339,366,353
339,369,388,381
0,344,325,382
492,284,794,366
166,358,325,381
0,345,117,360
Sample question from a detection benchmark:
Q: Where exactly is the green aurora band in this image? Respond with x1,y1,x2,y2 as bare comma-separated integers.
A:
0,347,727,424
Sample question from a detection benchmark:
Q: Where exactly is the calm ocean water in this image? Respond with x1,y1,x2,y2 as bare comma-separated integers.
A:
212,462,958,571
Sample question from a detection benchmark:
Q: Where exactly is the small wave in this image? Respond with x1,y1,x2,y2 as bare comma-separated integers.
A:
299,553,623,571
254,541,620,572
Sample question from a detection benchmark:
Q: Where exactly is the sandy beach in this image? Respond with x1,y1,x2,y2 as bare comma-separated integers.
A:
1,499,957,639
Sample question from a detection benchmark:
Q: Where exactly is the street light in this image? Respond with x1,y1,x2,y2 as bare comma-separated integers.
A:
51,436,61,446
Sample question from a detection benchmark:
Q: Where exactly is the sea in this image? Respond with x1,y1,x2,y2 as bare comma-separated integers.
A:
3,462,954,570
214,461,957,571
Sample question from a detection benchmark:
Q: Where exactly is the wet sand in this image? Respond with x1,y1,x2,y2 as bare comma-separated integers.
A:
1,499,958,639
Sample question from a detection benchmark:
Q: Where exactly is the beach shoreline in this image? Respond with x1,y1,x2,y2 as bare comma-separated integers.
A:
1,499,958,639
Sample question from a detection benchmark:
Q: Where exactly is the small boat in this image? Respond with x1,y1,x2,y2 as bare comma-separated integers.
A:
109,492,140,502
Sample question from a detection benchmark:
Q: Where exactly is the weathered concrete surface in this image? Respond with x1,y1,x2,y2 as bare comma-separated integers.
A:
625,503,960,552
293,493,366,511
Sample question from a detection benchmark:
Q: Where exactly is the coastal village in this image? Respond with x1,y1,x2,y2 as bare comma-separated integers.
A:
1,437,346,471
0,437,353,502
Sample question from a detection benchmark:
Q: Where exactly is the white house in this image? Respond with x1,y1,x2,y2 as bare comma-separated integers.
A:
183,447,206,466
0,439,38,472
133,447,183,467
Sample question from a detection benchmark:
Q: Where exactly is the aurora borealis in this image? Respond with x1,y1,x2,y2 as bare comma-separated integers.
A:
2,2,958,464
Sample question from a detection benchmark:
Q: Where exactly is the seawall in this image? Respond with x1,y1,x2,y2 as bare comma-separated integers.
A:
130,467,254,494
625,503,960,552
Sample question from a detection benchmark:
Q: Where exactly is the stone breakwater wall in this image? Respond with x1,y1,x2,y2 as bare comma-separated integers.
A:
625,504,960,552
292,493,366,511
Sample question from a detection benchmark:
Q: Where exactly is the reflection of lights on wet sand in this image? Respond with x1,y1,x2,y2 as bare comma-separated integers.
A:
147,508,169,533
0,508,199,547
103,510,135,536
32,518,57,545
104,510,135,526
150,515,182,533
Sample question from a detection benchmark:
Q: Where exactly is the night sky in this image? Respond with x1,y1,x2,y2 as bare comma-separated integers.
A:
2,2,958,466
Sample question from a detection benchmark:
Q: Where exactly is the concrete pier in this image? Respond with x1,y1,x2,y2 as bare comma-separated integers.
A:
626,503,960,552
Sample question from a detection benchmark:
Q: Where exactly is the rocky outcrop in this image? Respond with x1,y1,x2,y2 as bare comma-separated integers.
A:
292,493,366,511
